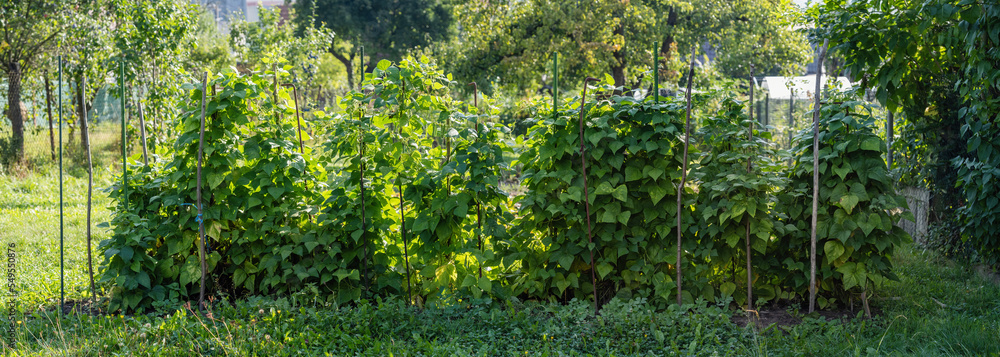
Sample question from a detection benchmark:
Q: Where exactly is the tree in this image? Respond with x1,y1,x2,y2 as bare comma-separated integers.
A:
0,0,66,164
818,0,1000,263
230,7,332,81
292,0,453,89
438,0,810,95
112,0,199,147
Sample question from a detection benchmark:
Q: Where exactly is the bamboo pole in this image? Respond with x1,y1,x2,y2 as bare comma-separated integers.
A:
808,39,829,314
578,77,600,315
197,72,209,309
677,45,697,305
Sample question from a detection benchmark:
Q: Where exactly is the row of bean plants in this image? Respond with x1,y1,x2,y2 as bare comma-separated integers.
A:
100,58,911,312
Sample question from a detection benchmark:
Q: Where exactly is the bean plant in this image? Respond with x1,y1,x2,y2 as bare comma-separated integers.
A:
100,68,324,311
778,100,911,308
513,94,693,308
692,99,788,307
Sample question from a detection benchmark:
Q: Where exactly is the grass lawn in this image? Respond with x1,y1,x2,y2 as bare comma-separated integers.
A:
1,165,998,356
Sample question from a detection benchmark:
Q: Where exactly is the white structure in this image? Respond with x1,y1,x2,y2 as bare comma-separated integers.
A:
759,76,853,100
246,0,287,22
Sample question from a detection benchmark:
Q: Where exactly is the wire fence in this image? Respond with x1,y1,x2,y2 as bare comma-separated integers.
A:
2,82,124,174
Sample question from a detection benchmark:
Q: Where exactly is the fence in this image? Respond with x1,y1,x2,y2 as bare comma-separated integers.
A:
899,186,930,244
2,81,123,172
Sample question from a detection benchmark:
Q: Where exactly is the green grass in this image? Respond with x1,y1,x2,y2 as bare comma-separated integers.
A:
1,160,998,356
761,246,1000,356
0,167,115,311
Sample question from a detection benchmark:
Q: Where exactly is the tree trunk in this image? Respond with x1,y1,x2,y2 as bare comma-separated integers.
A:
659,7,678,63
45,71,56,161
611,21,627,90
331,46,356,90
5,61,25,163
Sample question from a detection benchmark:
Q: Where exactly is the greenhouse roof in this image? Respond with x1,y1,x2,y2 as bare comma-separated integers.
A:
759,76,854,100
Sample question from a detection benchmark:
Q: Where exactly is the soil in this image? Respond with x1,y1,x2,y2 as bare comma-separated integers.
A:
974,264,1000,285
731,305,875,331
58,298,106,316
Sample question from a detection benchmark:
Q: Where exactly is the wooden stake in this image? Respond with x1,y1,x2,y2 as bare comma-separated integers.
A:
809,39,829,314
44,71,55,161
578,76,600,315
197,72,208,309
137,94,149,165
81,74,97,305
677,45,697,305
469,82,483,279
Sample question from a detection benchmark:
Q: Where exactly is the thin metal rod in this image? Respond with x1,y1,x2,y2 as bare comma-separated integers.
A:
579,76,600,315
809,39,829,314
273,64,280,125
469,82,483,279
121,59,128,212
653,41,659,103
788,89,794,151
399,179,412,306
197,72,209,309
552,54,558,113
678,45,697,306
746,65,754,311
765,92,770,128
280,83,306,155
82,73,97,305
359,46,364,91
887,111,894,169
359,108,369,298
58,56,64,315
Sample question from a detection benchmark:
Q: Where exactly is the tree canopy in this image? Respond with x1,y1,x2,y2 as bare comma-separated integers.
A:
293,0,453,89
437,0,810,95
